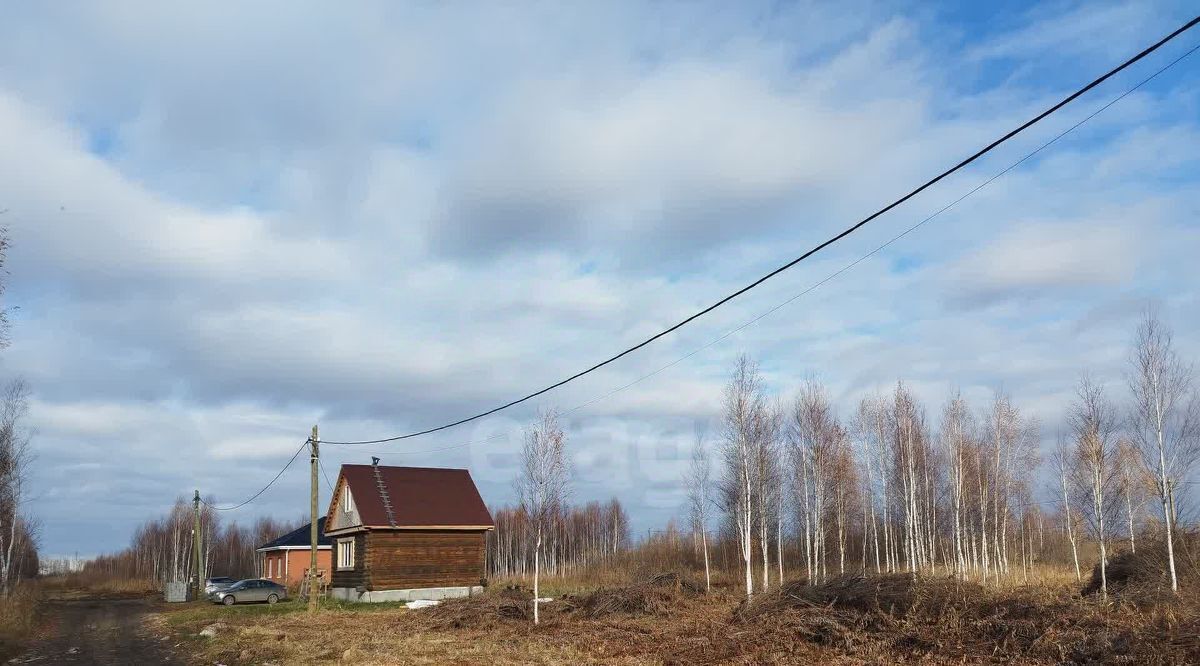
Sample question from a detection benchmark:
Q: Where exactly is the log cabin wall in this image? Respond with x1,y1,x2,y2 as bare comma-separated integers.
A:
363,530,487,590
330,533,367,589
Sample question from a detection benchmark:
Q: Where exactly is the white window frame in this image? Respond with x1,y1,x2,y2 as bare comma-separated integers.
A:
336,538,355,570
343,488,354,514
267,558,273,578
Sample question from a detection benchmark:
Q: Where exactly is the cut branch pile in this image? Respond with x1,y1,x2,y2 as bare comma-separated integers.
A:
730,573,1200,664
736,573,975,621
561,572,706,618
424,586,533,629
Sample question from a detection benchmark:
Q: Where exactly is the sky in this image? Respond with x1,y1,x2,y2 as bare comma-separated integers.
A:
1,1,1198,557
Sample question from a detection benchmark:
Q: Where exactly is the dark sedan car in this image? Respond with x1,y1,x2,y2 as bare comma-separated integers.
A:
209,578,288,605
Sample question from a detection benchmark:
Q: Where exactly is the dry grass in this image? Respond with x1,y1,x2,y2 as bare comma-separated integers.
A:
41,572,158,597
0,585,41,661
158,569,1200,665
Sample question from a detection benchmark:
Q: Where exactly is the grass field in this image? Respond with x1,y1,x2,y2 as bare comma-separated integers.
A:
156,568,1200,665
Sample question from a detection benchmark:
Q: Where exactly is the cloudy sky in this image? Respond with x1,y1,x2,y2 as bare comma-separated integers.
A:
1,1,1197,556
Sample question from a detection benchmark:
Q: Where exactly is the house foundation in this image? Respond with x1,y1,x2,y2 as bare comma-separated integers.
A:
331,585,484,603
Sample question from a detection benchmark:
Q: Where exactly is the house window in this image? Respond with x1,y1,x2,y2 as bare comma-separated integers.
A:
268,558,274,578
343,488,354,514
337,538,355,570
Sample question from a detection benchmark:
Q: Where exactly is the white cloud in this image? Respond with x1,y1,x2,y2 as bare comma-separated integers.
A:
950,217,1142,301
0,1,1197,555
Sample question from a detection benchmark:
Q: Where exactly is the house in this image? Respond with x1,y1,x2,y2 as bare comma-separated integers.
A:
255,517,332,586
324,461,494,602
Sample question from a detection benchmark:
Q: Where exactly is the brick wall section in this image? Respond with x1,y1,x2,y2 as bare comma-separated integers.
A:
263,549,331,586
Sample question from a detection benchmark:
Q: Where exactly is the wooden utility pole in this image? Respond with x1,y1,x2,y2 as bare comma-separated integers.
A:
192,490,203,601
308,424,319,614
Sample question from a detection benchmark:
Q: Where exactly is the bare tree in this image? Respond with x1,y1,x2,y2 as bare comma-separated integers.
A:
684,434,713,592
851,398,884,574
753,401,782,591
1070,376,1120,600
517,410,570,624
1127,308,1198,593
1052,435,1082,582
719,355,766,599
940,392,974,580
0,380,32,595
789,379,838,582
829,424,856,575
891,383,929,575
1115,438,1144,554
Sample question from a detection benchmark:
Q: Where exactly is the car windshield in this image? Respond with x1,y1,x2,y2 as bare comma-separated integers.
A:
208,577,234,584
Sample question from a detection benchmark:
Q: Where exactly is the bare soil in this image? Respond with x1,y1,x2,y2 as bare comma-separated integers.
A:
8,591,182,666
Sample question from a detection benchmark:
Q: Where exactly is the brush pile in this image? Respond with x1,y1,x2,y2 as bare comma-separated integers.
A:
729,572,1200,664
736,573,971,620
1082,535,1200,602
423,573,707,628
423,585,532,629
562,571,706,618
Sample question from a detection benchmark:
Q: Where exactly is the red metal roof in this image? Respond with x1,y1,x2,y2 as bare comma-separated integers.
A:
337,465,493,529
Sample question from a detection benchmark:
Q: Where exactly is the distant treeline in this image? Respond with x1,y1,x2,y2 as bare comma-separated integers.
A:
82,498,302,585
487,499,629,577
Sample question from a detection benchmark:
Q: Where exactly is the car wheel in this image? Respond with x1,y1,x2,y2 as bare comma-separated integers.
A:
267,594,278,605
222,595,236,606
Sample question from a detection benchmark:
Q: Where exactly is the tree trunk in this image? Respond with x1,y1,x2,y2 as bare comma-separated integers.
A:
533,528,541,625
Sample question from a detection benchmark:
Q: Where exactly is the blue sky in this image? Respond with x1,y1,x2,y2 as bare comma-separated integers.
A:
0,1,1197,556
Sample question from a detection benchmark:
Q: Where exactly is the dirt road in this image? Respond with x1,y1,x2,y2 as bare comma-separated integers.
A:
9,594,182,665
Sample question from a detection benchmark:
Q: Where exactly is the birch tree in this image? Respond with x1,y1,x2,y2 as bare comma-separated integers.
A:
1115,438,1143,554
719,355,766,599
890,383,927,574
940,392,974,580
1127,309,1198,593
754,402,782,591
852,398,884,574
1052,435,1082,582
789,380,837,582
0,380,33,596
685,434,713,592
829,424,855,576
1070,376,1119,600
517,410,569,624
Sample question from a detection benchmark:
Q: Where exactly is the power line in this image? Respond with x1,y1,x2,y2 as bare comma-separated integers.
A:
318,456,336,493
199,438,310,511
325,433,507,463
562,39,1200,417
319,15,1200,447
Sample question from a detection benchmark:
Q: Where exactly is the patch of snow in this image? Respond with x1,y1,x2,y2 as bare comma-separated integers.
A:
534,597,553,603
404,599,440,609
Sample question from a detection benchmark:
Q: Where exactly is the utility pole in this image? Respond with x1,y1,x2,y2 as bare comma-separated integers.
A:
308,424,319,614
192,490,203,601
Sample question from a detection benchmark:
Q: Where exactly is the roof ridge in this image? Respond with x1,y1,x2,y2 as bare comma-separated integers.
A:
343,464,469,472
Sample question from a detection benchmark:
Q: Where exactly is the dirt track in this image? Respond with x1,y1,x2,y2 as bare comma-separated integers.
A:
9,594,181,665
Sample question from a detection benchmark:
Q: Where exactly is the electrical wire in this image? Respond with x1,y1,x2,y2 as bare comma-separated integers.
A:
199,438,310,511
326,433,507,462
359,432,508,457
318,456,336,493
563,39,1200,417
318,15,1200,447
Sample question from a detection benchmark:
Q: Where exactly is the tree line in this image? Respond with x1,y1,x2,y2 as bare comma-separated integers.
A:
686,308,1196,600
0,380,37,595
81,498,303,586
486,498,629,578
